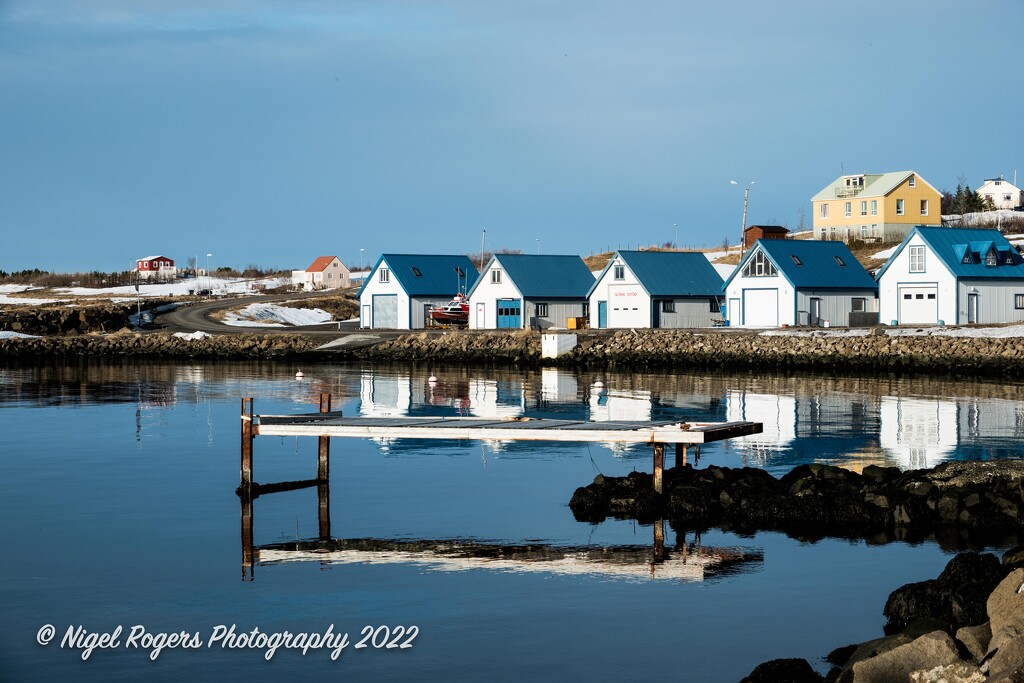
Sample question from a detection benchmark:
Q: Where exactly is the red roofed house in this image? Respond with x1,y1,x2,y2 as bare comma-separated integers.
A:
136,255,177,281
292,256,351,291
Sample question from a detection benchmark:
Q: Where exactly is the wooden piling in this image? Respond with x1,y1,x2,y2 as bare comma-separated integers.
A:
653,443,664,493
240,398,254,491
241,495,254,582
675,443,687,467
316,393,331,482
318,482,331,540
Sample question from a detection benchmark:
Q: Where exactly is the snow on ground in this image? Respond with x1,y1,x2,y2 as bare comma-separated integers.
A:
760,328,869,338
0,284,62,305
0,330,39,339
173,331,212,340
871,245,899,260
222,303,331,327
56,275,291,298
712,263,736,280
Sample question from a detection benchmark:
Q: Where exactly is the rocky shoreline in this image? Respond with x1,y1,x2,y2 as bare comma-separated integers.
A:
4,327,1024,377
569,461,1024,681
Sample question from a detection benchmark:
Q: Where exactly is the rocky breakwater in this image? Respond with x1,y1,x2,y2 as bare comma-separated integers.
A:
0,331,319,359
570,460,1024,546
358,330,540,363
0,301,155,335
560,329,1024,376
740,550,1024,682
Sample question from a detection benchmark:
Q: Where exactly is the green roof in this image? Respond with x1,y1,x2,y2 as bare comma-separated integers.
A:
811,171,923,202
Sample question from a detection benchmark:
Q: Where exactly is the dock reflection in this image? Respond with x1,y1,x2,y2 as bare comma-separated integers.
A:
239,481,762,583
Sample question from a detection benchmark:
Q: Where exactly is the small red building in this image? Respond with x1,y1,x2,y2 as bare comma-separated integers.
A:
743,225,789,250
137,255,177,280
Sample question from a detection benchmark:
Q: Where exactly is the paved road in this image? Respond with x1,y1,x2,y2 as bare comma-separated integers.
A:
154,292,360,336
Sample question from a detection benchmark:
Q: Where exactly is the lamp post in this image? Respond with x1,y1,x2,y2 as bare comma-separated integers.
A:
536,238,540,255
206,253,212,295
674,223,678,250
359,248,364,274
730,180,755,256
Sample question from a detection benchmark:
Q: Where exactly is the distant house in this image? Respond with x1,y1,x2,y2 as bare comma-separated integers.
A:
467,254,595,330
136,255,176,281
587,251,725,329
811,171,941,243
977,177,1023,210
875,226,1024,326
724,239,878,328
292,256,351,291
357,254,478,329
743,225,788,250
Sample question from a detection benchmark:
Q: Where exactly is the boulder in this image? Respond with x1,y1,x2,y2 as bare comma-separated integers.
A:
847,631,962,683
956,622,992,662
986,634,1024,679
986,569,1024,654
1003,545,1024,571
908,662,985,682
739,657,823,683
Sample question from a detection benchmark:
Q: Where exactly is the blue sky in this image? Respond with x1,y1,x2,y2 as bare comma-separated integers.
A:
2,1,1021,273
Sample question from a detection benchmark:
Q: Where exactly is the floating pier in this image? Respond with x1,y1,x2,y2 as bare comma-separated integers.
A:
239,395,763,497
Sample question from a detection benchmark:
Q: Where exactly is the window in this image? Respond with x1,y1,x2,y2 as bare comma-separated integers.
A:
742,250,777,277
1006,252,1015,265
709,298,721,313
860,201,867,216
661,301,675,313
844,202,851,217
791,254,803,266
411,267,422,277
491,269,501,284
535,303,549,317
613,265,625,280
909,175,916,187
871,224,878,237
871,200,877,216
852,298,866,312
962,251,973,264
379,268,390,283
861,225,868,239
909,246,925,272
834,255,846,267
1016,294,1024,310
896,199,905,216
1005,194,1013,202
920,199,928,216
819,204,829,219
986,249,997,266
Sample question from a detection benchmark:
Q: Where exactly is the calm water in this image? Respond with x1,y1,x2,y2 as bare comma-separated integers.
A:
2,361,1023,682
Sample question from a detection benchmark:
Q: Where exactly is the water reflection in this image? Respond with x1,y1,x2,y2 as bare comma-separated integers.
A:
240,480,763,583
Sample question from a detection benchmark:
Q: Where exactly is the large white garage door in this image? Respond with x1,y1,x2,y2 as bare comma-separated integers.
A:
607,285,648,328
372,294,399,329
898,285,938,325
743,289,778,327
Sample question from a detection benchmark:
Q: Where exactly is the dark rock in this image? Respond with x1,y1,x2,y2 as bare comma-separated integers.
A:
884,579,945,633
825,643,858,666
1002,545,1024,570
738,658,823,683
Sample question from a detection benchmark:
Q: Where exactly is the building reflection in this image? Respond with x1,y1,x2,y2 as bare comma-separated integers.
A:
239,479,762,583
878,396,959,470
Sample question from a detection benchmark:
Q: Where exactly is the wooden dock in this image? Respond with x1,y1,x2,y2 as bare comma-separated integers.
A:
239,395,763,497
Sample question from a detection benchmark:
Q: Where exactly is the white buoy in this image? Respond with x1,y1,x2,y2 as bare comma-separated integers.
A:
295,371,304,379
428,374,438,384
593,380,604,389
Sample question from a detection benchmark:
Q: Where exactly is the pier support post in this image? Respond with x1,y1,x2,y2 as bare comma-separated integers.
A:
675,444,687,468
240,398,254,492
317,393,331,482
241,495,254,582
317,482,331,540
653,443,664,494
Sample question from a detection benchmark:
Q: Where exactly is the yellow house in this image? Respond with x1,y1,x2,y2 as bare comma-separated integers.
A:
811,171,941,242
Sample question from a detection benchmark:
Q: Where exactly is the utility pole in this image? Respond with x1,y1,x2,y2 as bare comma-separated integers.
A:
480,228,487,270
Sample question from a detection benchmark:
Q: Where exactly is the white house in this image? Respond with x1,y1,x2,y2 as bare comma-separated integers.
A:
587,251,725,329
724,239,878,328
136,255,177,281
357,254,478,329
292,256,351,291
977,177,1023,210
876,226,1024,325
467,254,594,329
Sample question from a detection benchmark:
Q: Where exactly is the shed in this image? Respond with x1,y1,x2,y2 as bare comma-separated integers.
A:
357,254,478,329
467,254,595,329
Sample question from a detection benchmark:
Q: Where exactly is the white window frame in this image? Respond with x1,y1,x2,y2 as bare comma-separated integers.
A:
909,246,925,273
896,199,905,216
909,175,916,188
491,269,502,284
920,199,928,216
613,265,625,280
860,201,867,216
379,268,390,283
871,200,877,216
819,204,829,220
844,201,851,217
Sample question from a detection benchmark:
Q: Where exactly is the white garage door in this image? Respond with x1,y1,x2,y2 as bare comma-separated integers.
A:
742,289,778,327
372,294,399,329
898,285,938,325
607,284,648,328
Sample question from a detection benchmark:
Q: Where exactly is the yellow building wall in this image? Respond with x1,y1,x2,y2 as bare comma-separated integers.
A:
882,176,941,226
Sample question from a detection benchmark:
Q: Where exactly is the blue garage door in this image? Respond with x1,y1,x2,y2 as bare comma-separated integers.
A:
496,299,522,328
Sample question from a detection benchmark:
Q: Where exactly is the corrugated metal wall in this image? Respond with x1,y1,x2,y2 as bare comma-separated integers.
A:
411,297,454,328
527,300,586,330
654,298,722,328
957,280,1024,325
796,290,877,327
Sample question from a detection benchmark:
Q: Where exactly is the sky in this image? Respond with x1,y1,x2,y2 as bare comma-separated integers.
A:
1,1,1022,273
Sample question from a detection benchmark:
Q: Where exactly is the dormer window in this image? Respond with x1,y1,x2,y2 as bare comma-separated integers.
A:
986,250,997,267
909,175,916,187
962,252,972,265
1006,252,1014,265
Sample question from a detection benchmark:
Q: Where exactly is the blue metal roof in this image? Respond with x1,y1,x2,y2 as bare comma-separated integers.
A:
356,254,478,298
727,239,877,290
591,251,725,297
914,227,1024,278
483,254,595,298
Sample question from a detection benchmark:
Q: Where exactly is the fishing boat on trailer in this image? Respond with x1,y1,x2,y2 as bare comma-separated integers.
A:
429,293,469,325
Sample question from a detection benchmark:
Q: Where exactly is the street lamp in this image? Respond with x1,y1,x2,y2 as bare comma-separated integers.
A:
359,248,364,274
206,253,212,295
730,180,755,256
536,238,540,255
674,223,678,250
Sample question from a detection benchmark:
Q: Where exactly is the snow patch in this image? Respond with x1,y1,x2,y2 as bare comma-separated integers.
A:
0,330,39,339
222,303,332,327
174,331,212,340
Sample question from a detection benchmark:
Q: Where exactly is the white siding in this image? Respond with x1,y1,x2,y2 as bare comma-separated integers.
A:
588,258,653,328
359,259,412,329
878,235,957,325
725,270,792,328
468,262,524,329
